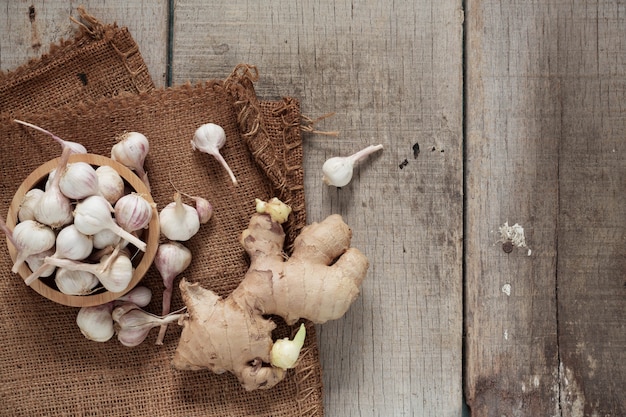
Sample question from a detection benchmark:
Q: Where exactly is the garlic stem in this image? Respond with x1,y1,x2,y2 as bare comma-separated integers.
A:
270,323,307,369
13,119,87,154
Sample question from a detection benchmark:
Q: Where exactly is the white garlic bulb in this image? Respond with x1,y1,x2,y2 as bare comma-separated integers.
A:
159,192,200,241
59,162,100,200
111,132,150,191
18,189,44,222
55,269,100,295
191,123,238,185
96,165,125,205
114,193,154,232
10,220,56,274
76,304,114,342
322,144,384,187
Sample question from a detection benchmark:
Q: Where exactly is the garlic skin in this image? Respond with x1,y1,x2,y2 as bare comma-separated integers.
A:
114,193,154,232
111,132,150,191
96,166,125,205
191,123,238,185
9,220,56,274
55,269,100,295
18,189,44,222
322,144,384,187
270,323,307,369
159,193,200,241
59,162,100,200
76,303,114,342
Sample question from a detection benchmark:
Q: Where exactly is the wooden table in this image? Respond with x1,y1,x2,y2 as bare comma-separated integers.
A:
1,1,624,416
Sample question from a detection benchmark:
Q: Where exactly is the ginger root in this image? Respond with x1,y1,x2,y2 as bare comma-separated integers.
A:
172,202,369,390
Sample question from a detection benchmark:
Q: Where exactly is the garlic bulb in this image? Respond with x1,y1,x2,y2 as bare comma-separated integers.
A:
115,286,152,308
270,323,307,369
191,123,238,185
76,303,114,342
18,189,44,222
154,241,192,344
44,252,133,293
113,303,183,347
59,161,99,200
34,147,73,228
74,195,147,252
111,132,150,191
0,217,56,274
92,229,123,250
114,193,154,232
322,144,384,187
159,192,200,241
14,119,87,154
96,165,125,205
190,195,213,224
55,268,100,295
25,249,56,278
24,225,94,286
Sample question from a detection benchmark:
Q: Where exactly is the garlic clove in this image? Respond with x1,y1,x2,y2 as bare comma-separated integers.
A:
322,144,384,187
96,166,125,205
76,303,114,342
18,189,44,222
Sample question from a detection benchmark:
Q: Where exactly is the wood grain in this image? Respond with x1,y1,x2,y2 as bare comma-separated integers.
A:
466,0,626,415
0,1,168,87
172,1,465,415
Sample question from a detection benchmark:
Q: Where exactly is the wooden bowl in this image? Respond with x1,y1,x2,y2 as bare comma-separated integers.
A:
5,154,160,307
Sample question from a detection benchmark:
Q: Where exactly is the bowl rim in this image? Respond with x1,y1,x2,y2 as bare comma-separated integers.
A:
5,153,160,307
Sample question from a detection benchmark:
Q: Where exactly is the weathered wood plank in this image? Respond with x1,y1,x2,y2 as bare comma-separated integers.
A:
172,1,464,415
556,1,626,415
465,0,561,414
466,0,626,415
0,1,168,87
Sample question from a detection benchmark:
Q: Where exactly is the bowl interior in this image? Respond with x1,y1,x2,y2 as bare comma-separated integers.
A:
5,153,159,307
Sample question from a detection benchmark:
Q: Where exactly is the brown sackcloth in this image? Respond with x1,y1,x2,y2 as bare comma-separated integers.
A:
0,11,323,417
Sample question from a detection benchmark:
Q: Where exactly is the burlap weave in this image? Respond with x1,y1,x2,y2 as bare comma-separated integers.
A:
0,10,323,417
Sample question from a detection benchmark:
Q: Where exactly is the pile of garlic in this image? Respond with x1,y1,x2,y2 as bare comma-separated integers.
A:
2,126,155,297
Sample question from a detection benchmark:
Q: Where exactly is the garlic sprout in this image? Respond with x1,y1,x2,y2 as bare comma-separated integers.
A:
113,303,184,347
13,119,87,154
73,195,147,252
0,216,56,274
76,303,114,342
322,144,384,187
270,323,307,369
154,242,192,344
159,192,200,241
191,123,238,185
44,252,133,293
111,132,150,191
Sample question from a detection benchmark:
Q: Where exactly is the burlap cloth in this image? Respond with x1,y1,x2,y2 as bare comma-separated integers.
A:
0,9,323,417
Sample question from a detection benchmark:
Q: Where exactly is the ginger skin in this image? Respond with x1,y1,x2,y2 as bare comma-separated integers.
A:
172,210,369,391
